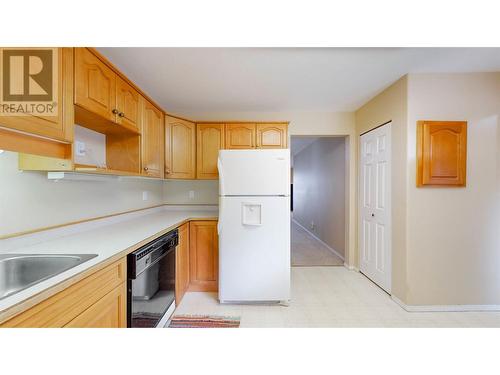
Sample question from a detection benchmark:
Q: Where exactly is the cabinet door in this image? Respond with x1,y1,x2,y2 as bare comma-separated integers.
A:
141,100,164,177
64,283,127,328
256,123,288,149
75,48,116,122
0,48,73,142
116,76,141,131
165,116,196,179
224,123,256,149
189,221,218,292
175,223,190,304
197,123,224,179
417,120,467,186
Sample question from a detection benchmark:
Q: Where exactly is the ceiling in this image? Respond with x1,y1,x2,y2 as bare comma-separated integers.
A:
98,48,500,115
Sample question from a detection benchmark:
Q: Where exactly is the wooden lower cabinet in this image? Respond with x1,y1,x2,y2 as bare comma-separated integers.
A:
188,221,219,292
0,258,126,328
64,283,126,328
175,223,190,304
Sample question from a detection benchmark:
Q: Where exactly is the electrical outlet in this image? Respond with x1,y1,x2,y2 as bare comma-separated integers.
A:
75,141,86,156
142,191,149,201
189,190,195,199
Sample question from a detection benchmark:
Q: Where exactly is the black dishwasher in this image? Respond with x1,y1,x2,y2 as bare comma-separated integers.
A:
127,229,178,328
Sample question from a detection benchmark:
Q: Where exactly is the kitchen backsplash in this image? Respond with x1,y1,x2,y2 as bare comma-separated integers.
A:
0,152,218,237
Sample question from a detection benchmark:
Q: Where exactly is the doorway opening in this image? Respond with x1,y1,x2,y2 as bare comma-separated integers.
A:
290,136,348,267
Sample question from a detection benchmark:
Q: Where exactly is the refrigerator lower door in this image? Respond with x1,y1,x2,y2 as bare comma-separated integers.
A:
218,196,291,302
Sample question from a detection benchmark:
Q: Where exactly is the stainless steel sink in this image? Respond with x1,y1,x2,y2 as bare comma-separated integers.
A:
0,254,98,300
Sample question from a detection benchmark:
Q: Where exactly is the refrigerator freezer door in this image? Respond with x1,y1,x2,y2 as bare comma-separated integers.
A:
218,149,290,196
218,196,290,302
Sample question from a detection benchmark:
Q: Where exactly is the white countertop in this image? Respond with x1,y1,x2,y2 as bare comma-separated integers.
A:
0,205,218,320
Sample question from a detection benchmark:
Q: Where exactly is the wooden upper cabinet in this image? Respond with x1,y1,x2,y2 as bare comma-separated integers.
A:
417,120,467,187
0,48,73,143
175,223,190,304
115,76,141,131
141,99,164,178
256,123,288,149
165,116,196,179
197,123,224,179
224,123,256,149
189,221,218,292
75,48,116,122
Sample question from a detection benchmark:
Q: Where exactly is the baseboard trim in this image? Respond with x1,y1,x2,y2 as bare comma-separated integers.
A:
292,218,345,261
391,296,500,312
344,262,359,272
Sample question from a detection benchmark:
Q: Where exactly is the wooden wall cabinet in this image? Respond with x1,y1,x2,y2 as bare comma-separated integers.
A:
165,116,196,179
75,48,141,133
0,48,74,158
224,122,288,150
0,259,127,328
188,221,219,292
141,100,164,178
256,123,288,148
417,120,467,187
224,123,256,149
175,223,190,304
197,123,224,179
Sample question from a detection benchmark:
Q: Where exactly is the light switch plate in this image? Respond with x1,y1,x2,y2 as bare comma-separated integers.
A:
142,191,149,201
189,190,195,199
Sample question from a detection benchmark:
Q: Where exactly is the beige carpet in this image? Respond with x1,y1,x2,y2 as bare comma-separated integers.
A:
291,220,344,266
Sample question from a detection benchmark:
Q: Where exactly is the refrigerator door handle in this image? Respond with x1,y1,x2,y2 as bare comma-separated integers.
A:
217,157,224,196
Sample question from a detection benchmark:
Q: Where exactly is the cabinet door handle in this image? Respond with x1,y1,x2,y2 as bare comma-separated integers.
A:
118,112,125,117
165,168,171,174
144,167,149,172
112,109,119,115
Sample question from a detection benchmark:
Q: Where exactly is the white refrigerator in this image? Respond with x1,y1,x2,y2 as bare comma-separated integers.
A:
217,149,291,303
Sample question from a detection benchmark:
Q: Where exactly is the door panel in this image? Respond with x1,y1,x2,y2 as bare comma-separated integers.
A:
141,100,163,177
417,121,467,186
0,48,73,142
64,283,126,328
218,149,290,196
189,221,218,292
359,123,391,293
256,123,288,148
116,77,141,131
175,223,190,304
224,123,256,149
218,196,290,301
196,123,224,179
165,116,196,179
75,48,116,122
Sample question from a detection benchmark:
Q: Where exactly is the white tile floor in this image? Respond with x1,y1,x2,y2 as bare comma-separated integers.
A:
175,266,500,327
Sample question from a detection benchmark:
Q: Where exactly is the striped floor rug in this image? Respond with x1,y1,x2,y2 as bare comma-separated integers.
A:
168,315,240,328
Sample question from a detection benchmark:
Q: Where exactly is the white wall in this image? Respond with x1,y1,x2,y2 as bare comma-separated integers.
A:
0,151,164,237
293,137,346,257
406,73,500,305
163,180,219,205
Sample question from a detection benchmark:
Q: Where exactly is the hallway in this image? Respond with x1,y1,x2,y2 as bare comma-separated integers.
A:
291,220,344,266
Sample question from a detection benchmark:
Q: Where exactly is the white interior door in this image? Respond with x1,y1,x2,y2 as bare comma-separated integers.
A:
359,122,392,293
